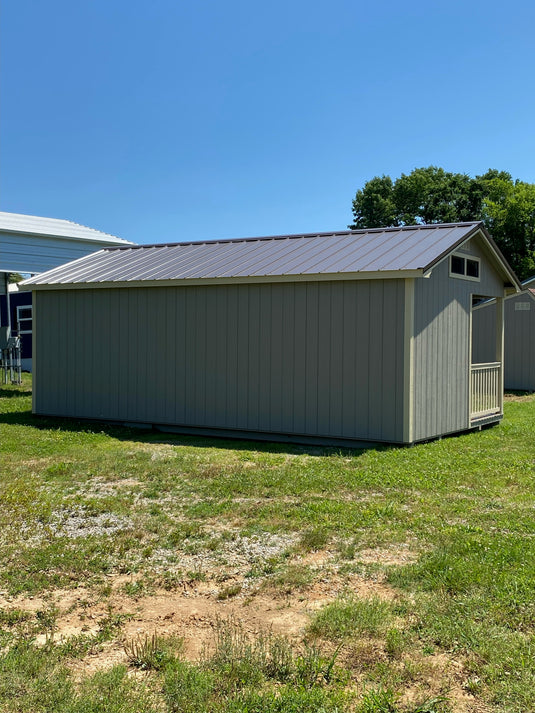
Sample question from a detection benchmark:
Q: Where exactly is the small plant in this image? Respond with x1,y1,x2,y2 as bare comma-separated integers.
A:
295,643,344,688
358,687,398,712
268,564,313,594
124,633,168,671
410,696,449,713
35,604,59,641
167,522,204,547
338,538,357,560
298,528,329,552
217,584,242,600
202,616,264,691
202,616,346,693
385,627,406,660
0,609,32,627
98,607,128,638
158,571,184,590
122,579,147,597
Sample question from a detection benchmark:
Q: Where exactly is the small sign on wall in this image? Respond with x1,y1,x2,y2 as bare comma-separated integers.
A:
515,302,531,311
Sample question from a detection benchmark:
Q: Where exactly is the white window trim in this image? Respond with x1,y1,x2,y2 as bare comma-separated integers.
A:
449,253,481,282
16,305,33,334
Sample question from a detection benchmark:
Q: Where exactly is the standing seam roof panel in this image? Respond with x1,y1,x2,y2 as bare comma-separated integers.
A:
155,240,270,280
82,246,184,283
294,231,408,274
211,238,329,277
53,247,159,284
177,238,296,279
255,236,350,275
353,225,461,272
21,223,492,286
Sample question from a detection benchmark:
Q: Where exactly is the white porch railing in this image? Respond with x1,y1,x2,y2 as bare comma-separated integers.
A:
470,362,502,420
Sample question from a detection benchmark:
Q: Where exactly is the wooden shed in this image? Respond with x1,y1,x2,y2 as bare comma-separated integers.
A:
21,222,520,446
472,276,535,391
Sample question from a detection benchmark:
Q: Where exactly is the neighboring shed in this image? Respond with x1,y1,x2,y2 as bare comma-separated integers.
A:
21,222,520,446
0,212,133,370
472,276,535,391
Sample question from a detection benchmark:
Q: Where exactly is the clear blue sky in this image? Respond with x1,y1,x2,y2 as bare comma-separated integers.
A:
2,0,534,245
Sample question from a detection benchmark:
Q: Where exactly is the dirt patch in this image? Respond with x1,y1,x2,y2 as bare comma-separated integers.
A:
0,551,484,708
0,566,399,678
355,544,417,567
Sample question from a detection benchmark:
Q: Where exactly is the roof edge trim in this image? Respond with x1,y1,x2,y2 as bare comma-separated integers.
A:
423,223,522,291
2,229,133,245
20,268,426,291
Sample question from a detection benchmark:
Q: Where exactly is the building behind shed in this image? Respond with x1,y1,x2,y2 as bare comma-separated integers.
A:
472,285,535,391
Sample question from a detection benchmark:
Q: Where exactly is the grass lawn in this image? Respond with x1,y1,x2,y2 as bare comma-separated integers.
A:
1,375,535,712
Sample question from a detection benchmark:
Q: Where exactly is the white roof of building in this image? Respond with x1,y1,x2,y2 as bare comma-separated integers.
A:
0,212,132,245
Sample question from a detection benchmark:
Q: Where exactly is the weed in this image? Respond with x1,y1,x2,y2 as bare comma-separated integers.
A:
267,563,313,594
35,604,59,640
122,579,148,597
338,537,358,560
385,627,406,660
124,632,168,670
158,571,184,590
298,527,330,552
0,609,32,627
358,688,398,713
295,643,344,687
202,616,346,694
217,583,242,600
167,521,204,547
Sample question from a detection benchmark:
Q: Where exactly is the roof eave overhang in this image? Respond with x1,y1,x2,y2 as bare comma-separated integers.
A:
422,223,522,293
0,228,132,246
20,268,426,291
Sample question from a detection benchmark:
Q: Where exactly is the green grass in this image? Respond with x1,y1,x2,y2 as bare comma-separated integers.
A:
1,376,535,710
308,595,394,640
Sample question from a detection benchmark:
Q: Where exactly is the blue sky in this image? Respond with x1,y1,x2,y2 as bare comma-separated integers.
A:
2,0,534,245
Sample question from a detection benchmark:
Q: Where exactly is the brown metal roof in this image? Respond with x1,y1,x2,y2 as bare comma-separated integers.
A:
22,222,514,288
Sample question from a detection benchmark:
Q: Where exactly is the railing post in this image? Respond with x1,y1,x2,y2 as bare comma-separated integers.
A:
495,296,504,415
470,363,502,420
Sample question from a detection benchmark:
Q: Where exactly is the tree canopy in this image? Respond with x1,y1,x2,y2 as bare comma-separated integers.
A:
349,167,535,281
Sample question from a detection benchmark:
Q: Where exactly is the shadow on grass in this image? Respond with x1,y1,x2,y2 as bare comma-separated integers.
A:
0,408,382,458
0,388,32,398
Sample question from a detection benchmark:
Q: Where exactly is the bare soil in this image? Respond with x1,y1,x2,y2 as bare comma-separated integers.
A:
0,548,484,711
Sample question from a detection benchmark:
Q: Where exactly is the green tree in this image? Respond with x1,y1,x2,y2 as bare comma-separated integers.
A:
350,175,396,229
349,166,535,281
8,273,24,284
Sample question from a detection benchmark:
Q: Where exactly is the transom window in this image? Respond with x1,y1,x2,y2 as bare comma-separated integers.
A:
450,254,480,281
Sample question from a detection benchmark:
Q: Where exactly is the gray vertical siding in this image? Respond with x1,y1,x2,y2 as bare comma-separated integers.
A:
412,237,505,441
34,278,407,443
473,294,535,391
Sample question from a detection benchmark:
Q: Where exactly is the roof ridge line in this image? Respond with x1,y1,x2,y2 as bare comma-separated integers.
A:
109,221,483,251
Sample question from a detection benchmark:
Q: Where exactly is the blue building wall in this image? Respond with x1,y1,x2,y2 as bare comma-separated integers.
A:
0,290,33,366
